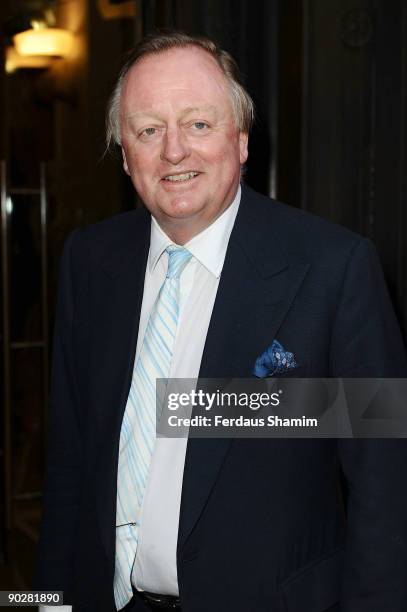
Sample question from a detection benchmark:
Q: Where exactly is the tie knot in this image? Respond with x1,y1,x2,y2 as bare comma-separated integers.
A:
165,245,192,279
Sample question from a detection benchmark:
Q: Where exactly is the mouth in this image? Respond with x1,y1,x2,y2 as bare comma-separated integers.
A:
161,171,201,183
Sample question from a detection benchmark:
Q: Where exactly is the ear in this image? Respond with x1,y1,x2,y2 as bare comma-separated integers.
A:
122,148,130,175
239,132,249,164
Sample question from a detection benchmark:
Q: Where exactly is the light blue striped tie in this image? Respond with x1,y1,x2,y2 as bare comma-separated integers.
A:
114,245,192,610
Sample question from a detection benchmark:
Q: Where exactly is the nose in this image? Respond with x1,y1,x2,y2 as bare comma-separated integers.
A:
161,127,190,165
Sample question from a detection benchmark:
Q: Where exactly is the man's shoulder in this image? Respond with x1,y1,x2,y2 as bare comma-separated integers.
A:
65,206,150,264
80,206,149,244
240,183,365,264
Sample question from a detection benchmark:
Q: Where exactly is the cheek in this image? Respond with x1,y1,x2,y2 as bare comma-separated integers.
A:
127,153,157,184
195,138,240,167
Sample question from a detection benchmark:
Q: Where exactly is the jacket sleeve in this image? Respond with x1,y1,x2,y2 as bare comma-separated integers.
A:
330,237,407,377
33,229,87,605
331,238,407,610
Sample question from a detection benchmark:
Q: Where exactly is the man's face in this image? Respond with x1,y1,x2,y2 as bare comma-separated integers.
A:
120,46,248,243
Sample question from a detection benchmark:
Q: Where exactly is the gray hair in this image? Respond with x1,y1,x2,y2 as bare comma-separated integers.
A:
106,31,255,149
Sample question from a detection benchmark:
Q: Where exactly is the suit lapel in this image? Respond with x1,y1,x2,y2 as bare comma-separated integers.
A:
178,186,309,553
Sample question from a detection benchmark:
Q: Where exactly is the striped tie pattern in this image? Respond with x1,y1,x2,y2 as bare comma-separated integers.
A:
114,245,192,610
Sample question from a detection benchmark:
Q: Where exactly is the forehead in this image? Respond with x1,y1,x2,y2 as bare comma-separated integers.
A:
120,46,233,117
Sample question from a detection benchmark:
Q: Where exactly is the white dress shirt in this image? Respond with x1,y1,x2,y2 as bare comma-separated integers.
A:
40,186,240,611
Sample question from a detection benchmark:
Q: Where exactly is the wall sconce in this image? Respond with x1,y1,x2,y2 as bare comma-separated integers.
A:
5,47,51,73
13,24,73,58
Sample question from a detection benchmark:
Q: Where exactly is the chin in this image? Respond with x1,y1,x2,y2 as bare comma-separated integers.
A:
161,197,205,219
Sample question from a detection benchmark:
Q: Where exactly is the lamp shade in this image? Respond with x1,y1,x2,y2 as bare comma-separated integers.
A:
5,47,51,72
13,28,73,57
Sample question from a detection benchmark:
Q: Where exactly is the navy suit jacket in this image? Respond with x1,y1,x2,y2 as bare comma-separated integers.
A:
35,184,407,611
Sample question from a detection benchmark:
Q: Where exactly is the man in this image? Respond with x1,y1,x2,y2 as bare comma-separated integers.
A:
35,32,407,612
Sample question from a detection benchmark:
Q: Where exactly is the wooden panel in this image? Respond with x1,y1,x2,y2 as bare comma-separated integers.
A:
277,0,303,206
373,1,407,333
299,0,407,336
301,0,372,227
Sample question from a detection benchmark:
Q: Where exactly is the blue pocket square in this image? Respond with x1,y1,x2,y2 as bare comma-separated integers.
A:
253,340,297,378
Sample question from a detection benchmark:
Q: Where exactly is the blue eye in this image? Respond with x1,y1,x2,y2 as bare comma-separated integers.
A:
142,127,156,136
193,122,208,130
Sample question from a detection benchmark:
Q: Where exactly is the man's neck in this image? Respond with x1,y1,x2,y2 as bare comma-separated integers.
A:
154,205,233,246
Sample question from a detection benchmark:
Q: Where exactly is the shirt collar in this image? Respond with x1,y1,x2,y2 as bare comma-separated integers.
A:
148,185,241,278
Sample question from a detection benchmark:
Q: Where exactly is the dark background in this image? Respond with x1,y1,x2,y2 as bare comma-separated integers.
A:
0,0,406,592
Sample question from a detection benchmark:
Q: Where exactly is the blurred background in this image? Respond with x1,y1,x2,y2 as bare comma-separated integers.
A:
0,0,406,593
